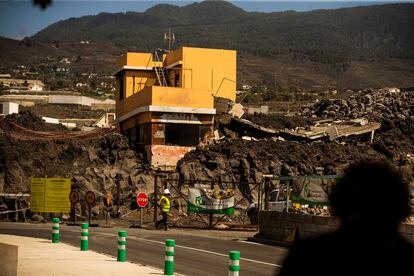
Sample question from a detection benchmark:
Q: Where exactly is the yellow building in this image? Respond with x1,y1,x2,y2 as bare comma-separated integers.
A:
114,46,236,169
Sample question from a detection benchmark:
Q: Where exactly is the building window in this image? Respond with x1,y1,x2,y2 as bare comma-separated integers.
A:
174,73,180,87
165,124,200,146
118,76,124,101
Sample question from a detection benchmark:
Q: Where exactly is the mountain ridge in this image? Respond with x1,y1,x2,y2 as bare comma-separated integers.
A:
32,1,414,63
2,1,414,90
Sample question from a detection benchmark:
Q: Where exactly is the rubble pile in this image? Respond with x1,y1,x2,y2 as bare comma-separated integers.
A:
2,86,414,223
299,88,414,153
177,138,384,200
178,88,414,213
299,88,414,122
2,110,67,131
0,111,152,219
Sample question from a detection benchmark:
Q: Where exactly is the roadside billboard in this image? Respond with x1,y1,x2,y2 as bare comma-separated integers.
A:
188,188,235,215
290,175,338,206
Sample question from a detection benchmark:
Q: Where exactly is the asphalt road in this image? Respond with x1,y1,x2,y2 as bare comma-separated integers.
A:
0,222,287,275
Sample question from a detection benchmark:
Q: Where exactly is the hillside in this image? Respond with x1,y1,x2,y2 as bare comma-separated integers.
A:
1,1,414,90
33,1,414,62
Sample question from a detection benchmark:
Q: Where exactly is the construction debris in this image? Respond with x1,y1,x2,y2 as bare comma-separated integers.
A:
279,119,381,142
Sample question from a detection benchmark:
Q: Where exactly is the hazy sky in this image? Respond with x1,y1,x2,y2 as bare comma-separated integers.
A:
0,0,412,39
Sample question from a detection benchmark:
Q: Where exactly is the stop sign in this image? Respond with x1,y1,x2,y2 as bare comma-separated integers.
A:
137,192,148,208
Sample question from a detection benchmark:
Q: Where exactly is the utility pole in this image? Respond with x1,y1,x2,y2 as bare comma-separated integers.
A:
153,174,158,223
164,28,175,52
116,174,120,218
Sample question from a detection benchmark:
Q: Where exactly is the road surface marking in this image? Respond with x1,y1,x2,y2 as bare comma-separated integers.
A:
23,228,283,268
127,236,282,268
238,240,267,246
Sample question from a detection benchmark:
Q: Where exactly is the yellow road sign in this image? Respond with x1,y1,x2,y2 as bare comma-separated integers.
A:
69,191,80,204
85,191,96,205
105,192,111,207
30,178,71,213
30,178,45,212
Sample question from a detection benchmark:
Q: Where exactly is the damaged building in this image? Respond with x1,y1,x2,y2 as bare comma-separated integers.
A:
114,47,236,169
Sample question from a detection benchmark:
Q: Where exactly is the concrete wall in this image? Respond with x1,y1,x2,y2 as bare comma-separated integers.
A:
42,116,59,124
0,242,18,276
145,145,194,170
258,211,414,244
118,86,215,118
116,52,157,69
49,95,115,107
181,47,236,101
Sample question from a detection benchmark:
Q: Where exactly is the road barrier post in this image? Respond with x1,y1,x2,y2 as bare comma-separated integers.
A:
81,223,89,251
52,218,60,243
228,251,240,276
117,230,127,262
164,239,175,275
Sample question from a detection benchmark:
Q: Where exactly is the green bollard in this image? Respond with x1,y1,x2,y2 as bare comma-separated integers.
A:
52,218,60,243
81,223,89,251
228,251,240,276
164,239,175,275
117,230,127,262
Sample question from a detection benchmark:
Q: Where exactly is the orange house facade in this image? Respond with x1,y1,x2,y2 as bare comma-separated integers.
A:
114,47,236,169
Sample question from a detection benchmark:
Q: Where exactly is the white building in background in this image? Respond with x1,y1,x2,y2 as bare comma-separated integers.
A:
93,113,116,128
42,116,59,124
42,116,76,129
387,87,400,93
30,84,44,91
48,95,115,110
0,102,19,115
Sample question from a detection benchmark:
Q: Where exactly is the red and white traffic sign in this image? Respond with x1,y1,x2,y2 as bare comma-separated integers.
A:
137,192,148,208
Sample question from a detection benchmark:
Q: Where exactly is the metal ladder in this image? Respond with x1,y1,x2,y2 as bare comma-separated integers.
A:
153,50,168,87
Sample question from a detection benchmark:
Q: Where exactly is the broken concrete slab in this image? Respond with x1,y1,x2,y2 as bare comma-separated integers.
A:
279,119,380,142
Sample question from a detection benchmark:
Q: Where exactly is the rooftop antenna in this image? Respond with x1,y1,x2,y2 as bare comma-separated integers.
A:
164,28,175,52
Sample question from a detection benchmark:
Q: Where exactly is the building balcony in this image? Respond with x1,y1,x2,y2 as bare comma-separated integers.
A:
117,85,215,123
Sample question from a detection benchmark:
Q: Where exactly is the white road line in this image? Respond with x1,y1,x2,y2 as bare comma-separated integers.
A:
238,240,267,246
128,236,282,268
56,230,283,268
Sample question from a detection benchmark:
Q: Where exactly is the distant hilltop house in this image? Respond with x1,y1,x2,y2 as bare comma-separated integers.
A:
80,40,90,44
0,74,11,79
114,46,236,169
242,84,252,90
30,83,44,91
75,82,88,88
59,58,71,64
56,67,69,73
386,87,400,93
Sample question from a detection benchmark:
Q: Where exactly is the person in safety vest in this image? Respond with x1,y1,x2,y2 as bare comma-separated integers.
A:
156,189,171,231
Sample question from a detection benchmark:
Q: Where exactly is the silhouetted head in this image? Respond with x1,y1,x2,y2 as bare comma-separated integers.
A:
330,160,411,231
